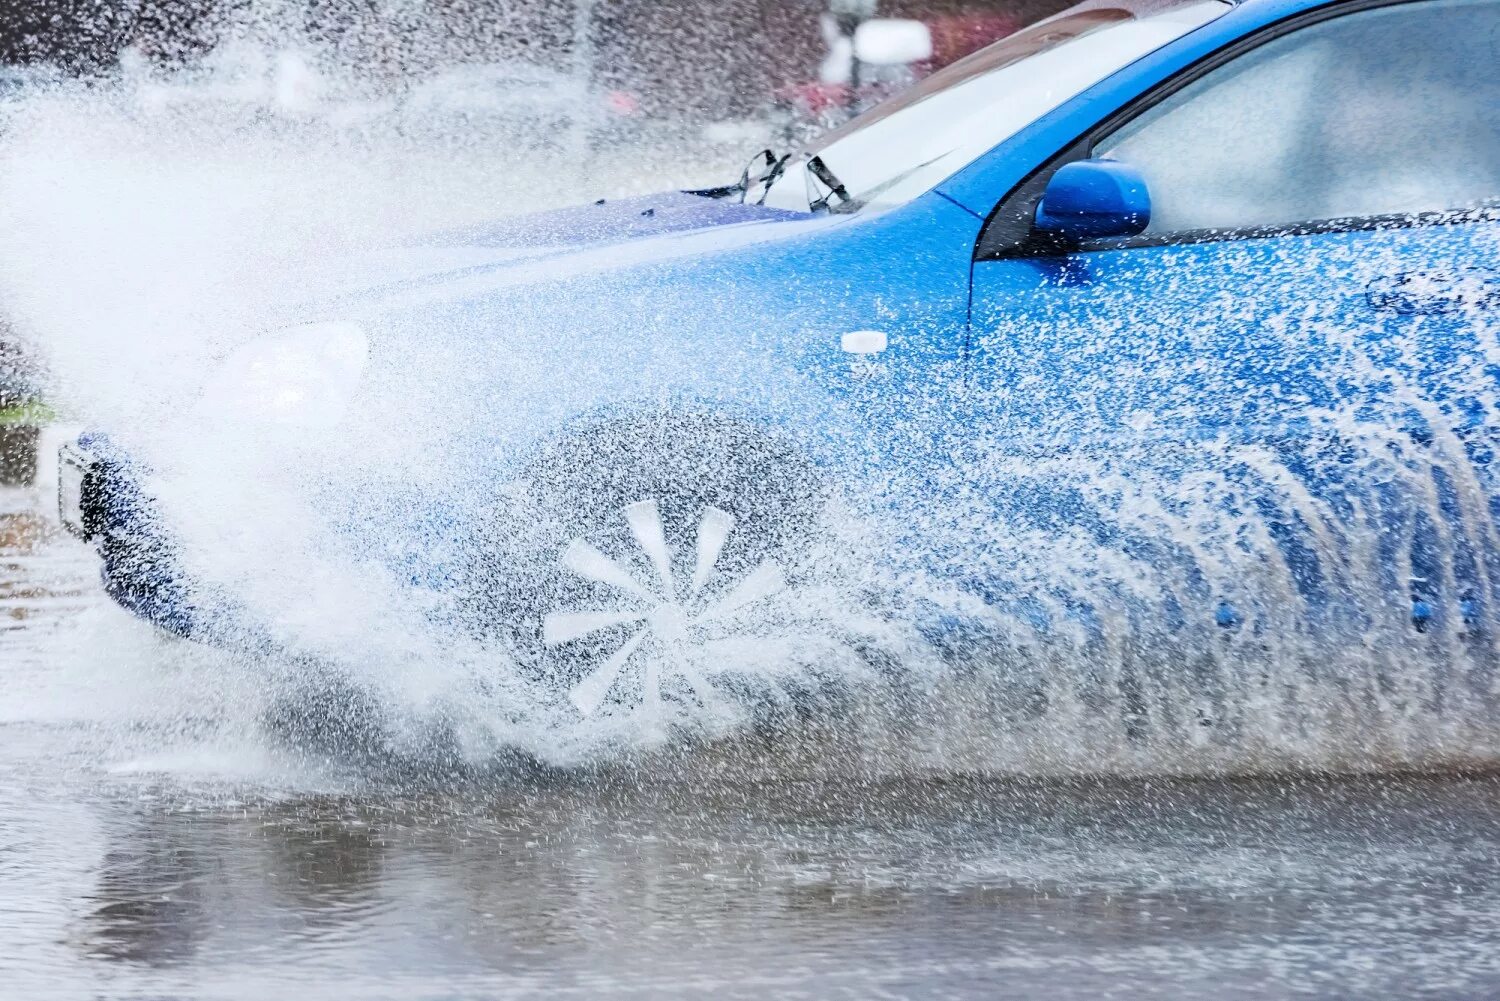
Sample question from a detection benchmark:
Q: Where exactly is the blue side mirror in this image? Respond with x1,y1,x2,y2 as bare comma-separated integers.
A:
1034,159,1151,241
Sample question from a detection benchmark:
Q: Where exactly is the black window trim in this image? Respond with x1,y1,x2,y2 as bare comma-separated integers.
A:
974,0,1492,261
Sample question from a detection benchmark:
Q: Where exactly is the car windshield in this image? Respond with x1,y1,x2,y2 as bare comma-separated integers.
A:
760,0,1229,213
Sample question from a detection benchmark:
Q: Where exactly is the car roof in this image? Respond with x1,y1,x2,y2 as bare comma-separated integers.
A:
1056,0,1349,22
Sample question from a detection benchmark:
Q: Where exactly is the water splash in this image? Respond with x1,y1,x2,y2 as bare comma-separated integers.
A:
1,28,1498,777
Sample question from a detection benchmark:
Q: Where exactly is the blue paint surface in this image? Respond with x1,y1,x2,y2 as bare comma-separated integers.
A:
79,0,1500,653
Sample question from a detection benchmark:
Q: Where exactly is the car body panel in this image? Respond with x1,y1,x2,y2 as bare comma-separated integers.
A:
971,215,1500,624
335,189,980,473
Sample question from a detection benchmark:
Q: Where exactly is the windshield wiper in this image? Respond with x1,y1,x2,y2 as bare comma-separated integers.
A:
807,155,856,212
748,151,791,204
685,148,789,203
734,149,789,204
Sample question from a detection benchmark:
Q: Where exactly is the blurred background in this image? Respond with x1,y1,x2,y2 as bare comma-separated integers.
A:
0,0,1071,119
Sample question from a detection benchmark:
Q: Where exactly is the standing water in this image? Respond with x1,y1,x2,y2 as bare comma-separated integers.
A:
1,13,1499,998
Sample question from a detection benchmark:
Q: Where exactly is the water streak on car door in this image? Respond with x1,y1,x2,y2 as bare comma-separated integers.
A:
966,218,1500,626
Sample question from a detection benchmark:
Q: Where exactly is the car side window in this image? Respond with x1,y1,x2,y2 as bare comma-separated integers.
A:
1095,0,1500,238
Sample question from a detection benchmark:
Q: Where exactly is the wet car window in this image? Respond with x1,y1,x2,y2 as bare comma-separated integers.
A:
761,0,1228,213
1098,0,1500,234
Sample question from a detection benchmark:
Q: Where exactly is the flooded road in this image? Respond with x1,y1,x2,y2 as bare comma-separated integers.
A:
5,489,1500,999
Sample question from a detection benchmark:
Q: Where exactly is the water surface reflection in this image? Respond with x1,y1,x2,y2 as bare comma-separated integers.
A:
61,773,1500,999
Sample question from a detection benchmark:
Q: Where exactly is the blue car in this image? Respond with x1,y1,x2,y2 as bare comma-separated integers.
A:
60,0,1500,741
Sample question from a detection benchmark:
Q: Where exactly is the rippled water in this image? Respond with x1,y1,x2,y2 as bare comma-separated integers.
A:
4,492,1500,999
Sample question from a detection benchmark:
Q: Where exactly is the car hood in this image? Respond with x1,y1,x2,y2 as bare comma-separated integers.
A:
323,191,822,308
437,190,806,248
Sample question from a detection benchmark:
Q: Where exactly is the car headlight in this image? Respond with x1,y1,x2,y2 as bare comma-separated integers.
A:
201,321,368,428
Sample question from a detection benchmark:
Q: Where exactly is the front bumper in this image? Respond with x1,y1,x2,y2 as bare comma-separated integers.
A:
57,437,199,637
56,441,94,539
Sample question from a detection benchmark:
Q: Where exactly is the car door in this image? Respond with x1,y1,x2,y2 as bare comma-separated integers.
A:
964,0,1500,637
